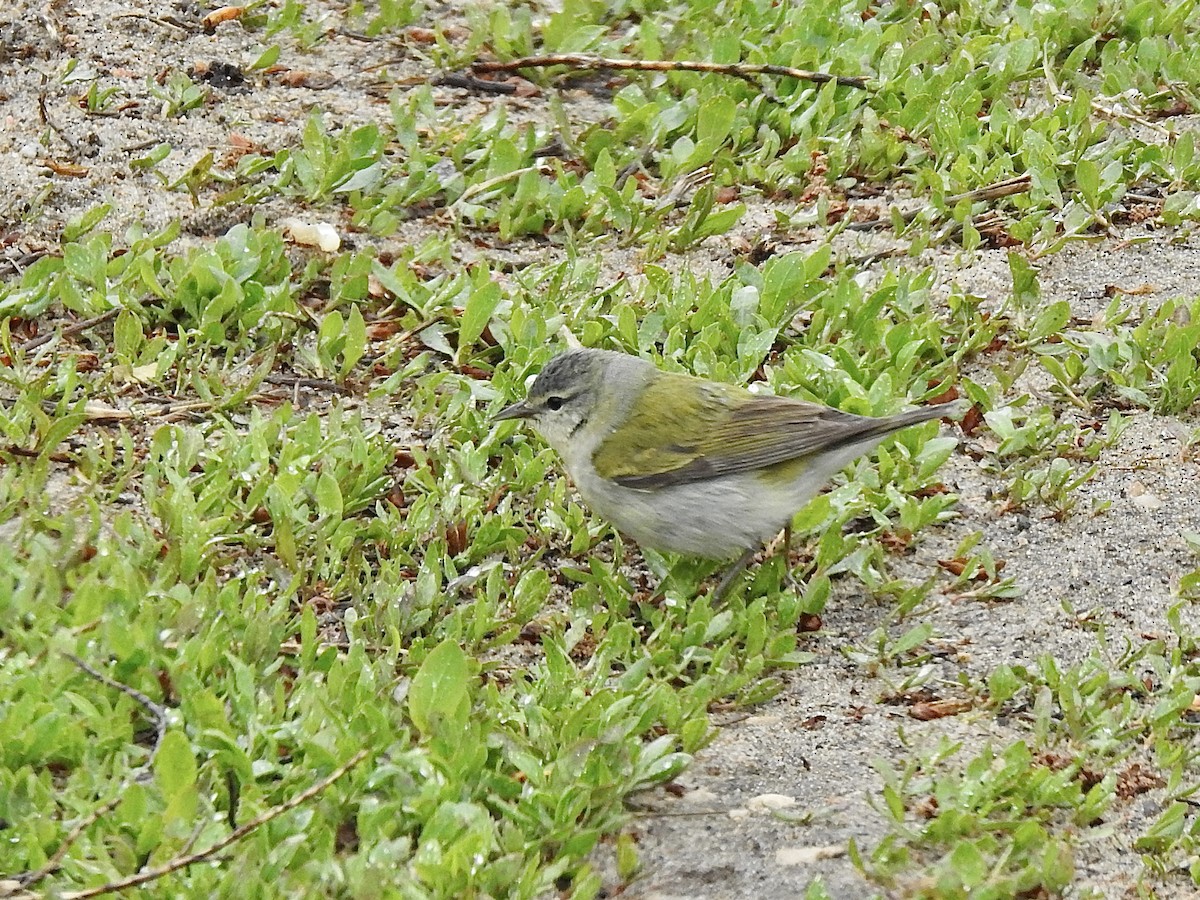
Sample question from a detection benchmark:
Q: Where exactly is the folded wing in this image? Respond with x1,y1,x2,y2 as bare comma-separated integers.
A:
592,374,947,490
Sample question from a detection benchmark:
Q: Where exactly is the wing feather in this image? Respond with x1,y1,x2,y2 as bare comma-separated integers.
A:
592,372,948,490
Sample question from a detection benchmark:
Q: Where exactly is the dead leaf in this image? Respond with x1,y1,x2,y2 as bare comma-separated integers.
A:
365,320,402,340
1116,762,1166,799
406,26,438,43
510,77,541,98
201,5,245,31
909,698,972,721
40,158,89,177
446,520,468,556
83,402,132,422
1105,283,1156,297
938,557,969,577
797,613,822,633
278,70,338,90
221,132,264,167
959,403,984,435
112,362,158,383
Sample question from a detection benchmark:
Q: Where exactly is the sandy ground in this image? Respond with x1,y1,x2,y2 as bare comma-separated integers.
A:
4,1,1200,897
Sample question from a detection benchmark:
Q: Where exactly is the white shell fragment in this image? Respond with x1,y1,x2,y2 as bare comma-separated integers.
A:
282,218,341,252
746,793,797,812
775,845,847,866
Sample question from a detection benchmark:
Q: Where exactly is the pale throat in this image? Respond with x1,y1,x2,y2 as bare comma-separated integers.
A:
559,384,635,474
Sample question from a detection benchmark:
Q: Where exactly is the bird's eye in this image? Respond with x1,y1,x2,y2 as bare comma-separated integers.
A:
546,395,566,411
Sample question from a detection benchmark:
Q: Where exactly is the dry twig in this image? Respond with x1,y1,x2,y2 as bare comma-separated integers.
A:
454,164,554,206
434,71,519,94
469,54,868,91
65,654,169,764
848,209,1014,267
112,11,191,33
846,174,1032,232
0,250,53,279
262,374,352,395
13,796,124,890
37,93,79,152
57,749,370,899
0,444,75,464
18,308,121,352
1042,58,1168,133
12,657,170,890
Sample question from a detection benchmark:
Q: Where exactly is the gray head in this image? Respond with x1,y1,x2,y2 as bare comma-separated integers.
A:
496,348,661,458
494,349,610,450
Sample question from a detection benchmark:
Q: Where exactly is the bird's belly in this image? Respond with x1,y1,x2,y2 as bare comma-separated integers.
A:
574,470,822,559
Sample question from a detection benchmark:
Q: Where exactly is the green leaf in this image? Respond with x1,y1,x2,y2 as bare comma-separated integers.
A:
408,638,471,737
697,94,735,148
250,44,281,70
458,273,502,359
615,831,640,879
592,148,615,188
891,622,932,657
340,304,366,378
154,729,198,824
315,469,343,519
63,204,112,242
36,411,87,455
113,309,144,359
948,839,988,887
1075,157,1099,203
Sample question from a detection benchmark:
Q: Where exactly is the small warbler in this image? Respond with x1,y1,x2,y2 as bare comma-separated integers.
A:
497,348,965,597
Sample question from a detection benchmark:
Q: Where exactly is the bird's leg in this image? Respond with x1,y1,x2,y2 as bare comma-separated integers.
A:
643,575,668,604
709,525,800,601
712,547,758,601
781,524,798,590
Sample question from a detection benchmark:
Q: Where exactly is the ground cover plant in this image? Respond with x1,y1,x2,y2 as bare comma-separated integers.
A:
3,0,1200,896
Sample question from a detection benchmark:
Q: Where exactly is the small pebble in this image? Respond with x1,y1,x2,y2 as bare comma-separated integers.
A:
747,793,797,812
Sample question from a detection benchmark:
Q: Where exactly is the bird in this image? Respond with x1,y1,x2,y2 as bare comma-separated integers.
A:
496,348,965,598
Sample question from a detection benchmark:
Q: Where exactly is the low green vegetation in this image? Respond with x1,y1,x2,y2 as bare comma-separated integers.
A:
863,615,1200,898
4,0,1200,896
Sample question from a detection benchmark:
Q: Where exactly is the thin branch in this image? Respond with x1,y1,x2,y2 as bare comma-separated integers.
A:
13,657,171,889
57,749,370,900
15,796,124,888
392,312,445,346
655,166,713,212
470,54,868,90
946,174,1034,205
434,72,518,94
337,27,376,43
848,209,1015,267
121,138,160,154
846,174,1031,232
262,374,352,395
64,654,168,764
112,11,190,33
81,403,133,423
1042,56,1168,133
0,444,75,464
357,312,448,370
1126,192,1164,205
18,308,121,352
0,250,53,279
38,93,79,152
453,164,552,206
